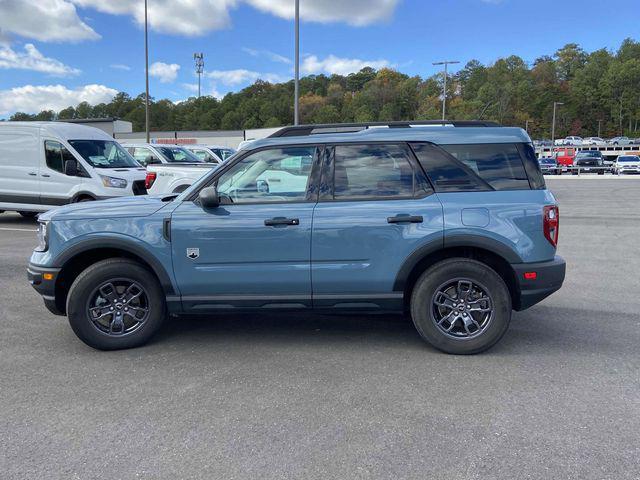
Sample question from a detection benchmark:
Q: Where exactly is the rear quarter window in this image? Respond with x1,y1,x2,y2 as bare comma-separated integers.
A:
439,143,531,191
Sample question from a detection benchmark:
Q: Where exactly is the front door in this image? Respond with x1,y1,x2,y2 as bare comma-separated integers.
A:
311,143,444,310
39,140,86,206
171,145,319,311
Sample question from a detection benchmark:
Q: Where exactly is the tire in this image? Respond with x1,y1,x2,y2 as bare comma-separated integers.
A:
18,211,38,219
410,258,512,355
76,196,95,203
66,258,166,350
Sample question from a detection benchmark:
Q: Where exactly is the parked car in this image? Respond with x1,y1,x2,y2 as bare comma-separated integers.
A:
0,122,146,217
538,156,561,175
608,136,632,146
553,147,576,171
145,163,217,194
121,143,204,167
183,144,236,164
615,155,640,174
557,136,583,146
583,137,605,146
28,121,565,355
573,151,607,174
533,139,552,147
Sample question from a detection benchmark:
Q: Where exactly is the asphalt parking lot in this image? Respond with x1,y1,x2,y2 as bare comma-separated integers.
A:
1,178,639,479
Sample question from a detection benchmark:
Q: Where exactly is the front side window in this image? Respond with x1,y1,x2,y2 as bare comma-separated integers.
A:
157,146,203,163
68,140,140,168
44,140,76,174
332,144,415,199
191,149,215,163
212,148,235,161
216,147,315,204
132,147,161,166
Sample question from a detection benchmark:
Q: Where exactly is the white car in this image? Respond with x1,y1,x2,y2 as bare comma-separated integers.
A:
120,143,204,167
583,137,605,146
183,144,236,164
0,122,146,216
615,155,640,175
559,136,583,146
145,163,217,195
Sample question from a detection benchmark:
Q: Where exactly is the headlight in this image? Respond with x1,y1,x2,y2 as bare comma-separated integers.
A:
100,175,128,188
35,221,49,252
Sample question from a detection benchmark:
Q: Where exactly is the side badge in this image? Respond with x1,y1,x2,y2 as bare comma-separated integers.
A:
186,248,200,259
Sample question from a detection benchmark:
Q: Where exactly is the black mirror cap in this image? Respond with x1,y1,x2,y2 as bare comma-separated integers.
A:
199,186,220,209
64,158,78,176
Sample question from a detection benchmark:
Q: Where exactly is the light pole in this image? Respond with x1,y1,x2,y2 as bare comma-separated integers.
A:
432,60,459,121
294,0,300,125
194,53,204,98
597,119,602,138
144,0,150,143
551,101,563,147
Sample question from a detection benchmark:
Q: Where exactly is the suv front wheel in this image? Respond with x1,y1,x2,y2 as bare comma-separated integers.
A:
410,258,511,354
66,258,166,350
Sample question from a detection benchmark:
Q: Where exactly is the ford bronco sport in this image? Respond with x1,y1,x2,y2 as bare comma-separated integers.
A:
28,121,565,354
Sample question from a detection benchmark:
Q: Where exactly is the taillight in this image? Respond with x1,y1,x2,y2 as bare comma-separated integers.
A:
543,205,559,247
145,172,157,190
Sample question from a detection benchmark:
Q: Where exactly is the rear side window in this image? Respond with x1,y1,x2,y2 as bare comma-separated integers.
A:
518,143,545,190
439,143,530,190
333,144,416,199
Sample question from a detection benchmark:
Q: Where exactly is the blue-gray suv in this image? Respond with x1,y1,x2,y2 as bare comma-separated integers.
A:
28,121,566,354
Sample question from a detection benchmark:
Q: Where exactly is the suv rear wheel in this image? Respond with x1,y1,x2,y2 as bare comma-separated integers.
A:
410,258,511,354
66,258,166,350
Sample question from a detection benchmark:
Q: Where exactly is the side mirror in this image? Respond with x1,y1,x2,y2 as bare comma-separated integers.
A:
64,158,78,176
199,186,220,209
256,179,269,193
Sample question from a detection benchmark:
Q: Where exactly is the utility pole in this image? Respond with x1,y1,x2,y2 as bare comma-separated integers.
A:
144,0,150,143
294,0,300,125
525,119,529,132
432,60,460,121
551,101,563,146
597,119,602,138
194,53,204,98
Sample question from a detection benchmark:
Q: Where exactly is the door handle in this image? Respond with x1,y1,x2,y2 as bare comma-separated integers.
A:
41,174,51,178
264,217,300,226
387,215,423,224
28,172,37,176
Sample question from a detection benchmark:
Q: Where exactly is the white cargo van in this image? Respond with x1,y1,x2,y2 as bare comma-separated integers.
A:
0,122,147,216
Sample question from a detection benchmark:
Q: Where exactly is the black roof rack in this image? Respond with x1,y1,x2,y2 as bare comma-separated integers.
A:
269,120,501,138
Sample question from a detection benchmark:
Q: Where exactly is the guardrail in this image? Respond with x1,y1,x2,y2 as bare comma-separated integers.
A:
542,165,617,175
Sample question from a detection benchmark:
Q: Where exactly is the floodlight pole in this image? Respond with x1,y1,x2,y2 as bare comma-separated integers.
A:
433,60,460,120
144,0,150,143
294,0,300,125
194,53,204,98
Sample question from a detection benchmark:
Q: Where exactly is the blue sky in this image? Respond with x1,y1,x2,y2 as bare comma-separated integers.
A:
0,0,637,116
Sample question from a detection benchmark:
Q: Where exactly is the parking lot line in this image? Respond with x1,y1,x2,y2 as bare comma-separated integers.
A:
0,227,37,232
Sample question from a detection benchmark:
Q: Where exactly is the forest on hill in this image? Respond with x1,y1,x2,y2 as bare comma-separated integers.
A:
8,39,640,139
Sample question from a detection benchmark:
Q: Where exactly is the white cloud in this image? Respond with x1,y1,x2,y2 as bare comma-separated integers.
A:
110,63,131,71
302,54,390,75
206,69,285,86
242,47,291,64
149,62,180,83
0,43,80,76
245,0,400,26
182,83,199,93
0,84,117,115
0,0,99,42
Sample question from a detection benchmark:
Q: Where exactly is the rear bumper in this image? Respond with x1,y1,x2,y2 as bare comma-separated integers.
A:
27,264,64,315
512,255,566,311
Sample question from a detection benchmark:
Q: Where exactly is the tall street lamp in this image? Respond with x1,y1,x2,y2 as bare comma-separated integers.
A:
144,0,150,143
432,60,459,121
551,101,564,147
294,0,300,125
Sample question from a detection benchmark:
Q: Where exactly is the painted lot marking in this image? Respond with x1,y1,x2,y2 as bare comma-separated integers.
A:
0,227,37,232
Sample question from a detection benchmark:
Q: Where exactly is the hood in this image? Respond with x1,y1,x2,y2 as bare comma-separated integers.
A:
39,195,170,221
93,167,147,181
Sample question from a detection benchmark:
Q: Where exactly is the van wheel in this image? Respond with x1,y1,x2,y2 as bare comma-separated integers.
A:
410,258,511,355
66,258,166,350
19,211,38,219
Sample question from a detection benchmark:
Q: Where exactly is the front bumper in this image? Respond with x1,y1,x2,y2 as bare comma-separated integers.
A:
512,255,566,311
27,263,64,315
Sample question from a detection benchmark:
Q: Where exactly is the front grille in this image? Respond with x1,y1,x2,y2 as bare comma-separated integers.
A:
132,180,147,196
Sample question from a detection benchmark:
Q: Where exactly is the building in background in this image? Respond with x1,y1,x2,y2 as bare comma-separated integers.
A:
114,127,280,149
58,118,133,137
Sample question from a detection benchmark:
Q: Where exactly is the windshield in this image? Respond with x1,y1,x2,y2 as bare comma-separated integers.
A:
576,151,601,158
157,146,203,163
212,148,236,161
68,140,140,168
618,156,639,162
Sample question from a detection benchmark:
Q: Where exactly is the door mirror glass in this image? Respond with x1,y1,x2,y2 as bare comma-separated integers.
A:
64,158,78,176
199,186,220,209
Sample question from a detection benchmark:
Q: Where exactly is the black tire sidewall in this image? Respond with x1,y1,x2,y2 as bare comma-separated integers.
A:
66,259,166,350
410,259,512,355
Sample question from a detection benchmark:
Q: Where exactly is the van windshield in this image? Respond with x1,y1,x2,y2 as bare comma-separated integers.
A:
68,140,140,168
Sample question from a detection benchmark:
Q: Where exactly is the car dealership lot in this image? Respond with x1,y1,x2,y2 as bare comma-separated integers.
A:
1,178,639,479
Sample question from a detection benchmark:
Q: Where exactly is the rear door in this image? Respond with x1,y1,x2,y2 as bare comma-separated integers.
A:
311,143,444,310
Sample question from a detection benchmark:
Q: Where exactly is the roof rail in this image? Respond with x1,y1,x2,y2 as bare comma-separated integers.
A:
269,120,501,138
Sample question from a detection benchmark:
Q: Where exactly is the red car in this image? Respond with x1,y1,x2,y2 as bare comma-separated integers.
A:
553,147,576,172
